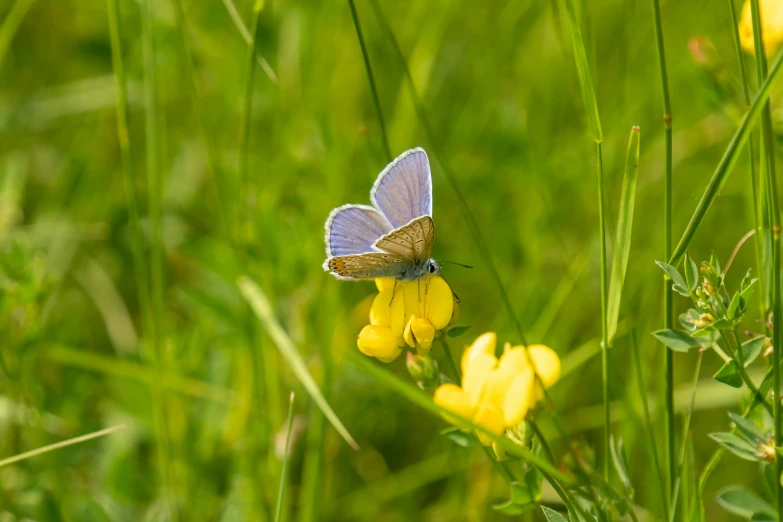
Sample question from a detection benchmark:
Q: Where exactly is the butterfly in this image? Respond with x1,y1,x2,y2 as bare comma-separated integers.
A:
323,148,441,281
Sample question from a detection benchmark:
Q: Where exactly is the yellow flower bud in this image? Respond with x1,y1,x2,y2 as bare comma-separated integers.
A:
357,325,403,361
403,314,436,354
694,313,715,329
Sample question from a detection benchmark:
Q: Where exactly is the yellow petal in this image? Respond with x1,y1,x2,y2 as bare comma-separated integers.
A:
376,347,404,363
399,276,453,330
483,347,528,410
528,344,561,388
462,353,496,408
434,383,475,421
375,278,396,292
474,402,505,445
404,315,436,354
370,285,406,340
461,332,497,376
503,368,534,426
422,276,454,330
357,325,402,360
739,0,783,55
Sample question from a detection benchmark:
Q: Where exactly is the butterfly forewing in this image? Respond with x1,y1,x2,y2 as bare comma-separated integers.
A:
325,252,409,280
370,148,433,229
373,216,434,264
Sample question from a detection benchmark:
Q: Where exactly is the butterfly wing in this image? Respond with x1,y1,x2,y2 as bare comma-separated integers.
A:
323,252,408,280
370,148,433,229
324,204,393,257
374,215,434,265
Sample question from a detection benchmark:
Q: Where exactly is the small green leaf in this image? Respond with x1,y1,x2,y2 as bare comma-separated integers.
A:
684,252,699,291
656,261,688,290
509,482,534,505
729,412,766,443
714,361,742,388
716,485,775,519
709,432,761,461
541,506,570,522
492,499,528,515
652,329,701,352
440,427,472,448
728,292,742,320
742,337,766,366
751,513,776,522
447,325,473,338
672,284,690,297
710,252,723,279
741,277,759,303
610,436,631,491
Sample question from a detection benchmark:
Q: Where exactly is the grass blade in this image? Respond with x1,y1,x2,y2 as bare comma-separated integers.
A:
607,127,641,344
237,276,359,450
557,0,603,142
0,425,126,468
669,46,783,266
0,0,36,72
220,0,278,84
274,392,295,522
347,0,391,161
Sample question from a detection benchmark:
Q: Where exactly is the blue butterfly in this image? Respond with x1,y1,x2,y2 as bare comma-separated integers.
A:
323,148,441,280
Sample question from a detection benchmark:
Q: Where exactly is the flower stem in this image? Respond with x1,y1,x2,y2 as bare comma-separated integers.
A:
439,337,460,382
650,0,675,508
748,2,783,520
596,141,610,482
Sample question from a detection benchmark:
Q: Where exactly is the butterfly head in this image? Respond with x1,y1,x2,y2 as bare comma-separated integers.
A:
427,259,441,275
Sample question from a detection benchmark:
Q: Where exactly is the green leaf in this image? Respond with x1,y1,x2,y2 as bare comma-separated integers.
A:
728,412,766,443
656,261,689,295
541,506,570,522
714,361,742,388
238,277,359,450
652,329,701,352
440,427,472,448
557,0,602,141
610,436,631,491
684,252,699,291
709,432,761,461
728,292,742,320
510,481,535,506
274,393,295,522
447,325,472,338
741,277,759,303
716,485,776,519
492,499,531,515
742,336,766,366
669,48,783,267
607,127,640,344
751,513,776,522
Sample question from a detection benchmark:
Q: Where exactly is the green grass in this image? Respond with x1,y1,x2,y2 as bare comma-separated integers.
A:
3,0,783,520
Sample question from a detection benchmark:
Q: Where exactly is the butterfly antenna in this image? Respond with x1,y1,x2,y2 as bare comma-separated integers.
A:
440,260,474,269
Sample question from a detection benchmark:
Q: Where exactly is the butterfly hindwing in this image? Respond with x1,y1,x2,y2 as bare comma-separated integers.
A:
373,215,434,265
325,204,392,257
370,148,433,229
324,252,409,280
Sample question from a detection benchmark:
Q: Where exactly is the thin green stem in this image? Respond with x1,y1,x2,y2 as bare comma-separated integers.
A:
105,0,152,359
274,393,295,522
723,330,773,415
749,2,783,520
670,351,703,522
596,141,610,482
650,0,675,506
238,6,263,243
141,2,176,518
0,425,126,468
439,337,460,382
347,0,391,161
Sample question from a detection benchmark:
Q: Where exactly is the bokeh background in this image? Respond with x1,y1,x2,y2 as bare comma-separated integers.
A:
0,0,777,520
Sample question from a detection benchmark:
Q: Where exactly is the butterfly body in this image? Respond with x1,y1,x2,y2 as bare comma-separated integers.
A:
323,148,439,281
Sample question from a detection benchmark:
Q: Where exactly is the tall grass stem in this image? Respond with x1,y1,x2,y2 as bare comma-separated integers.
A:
596,141,610,481
274,393,296,522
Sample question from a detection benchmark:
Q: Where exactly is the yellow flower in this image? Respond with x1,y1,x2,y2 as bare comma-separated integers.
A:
739,0,783,55
433,332,561,446
356,275,455,362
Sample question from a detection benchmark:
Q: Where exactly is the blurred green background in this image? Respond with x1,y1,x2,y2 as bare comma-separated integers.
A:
0,0,778,520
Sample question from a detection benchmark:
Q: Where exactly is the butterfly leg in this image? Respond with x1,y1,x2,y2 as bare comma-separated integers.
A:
388,278,399,306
